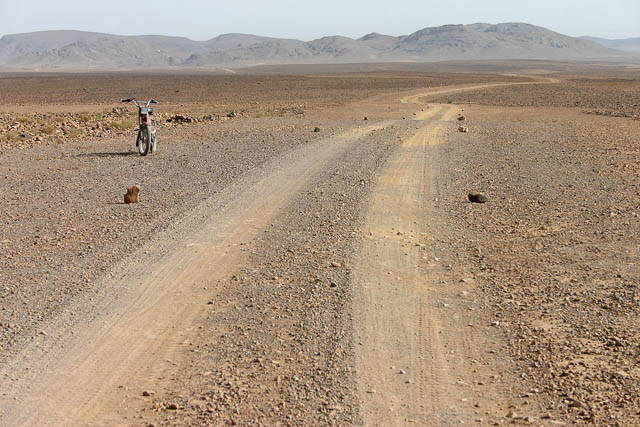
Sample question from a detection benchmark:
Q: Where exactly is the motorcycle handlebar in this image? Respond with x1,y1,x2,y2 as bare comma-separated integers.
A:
120,98,159,107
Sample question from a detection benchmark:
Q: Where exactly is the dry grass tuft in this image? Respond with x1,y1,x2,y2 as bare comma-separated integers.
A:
67,127,85,137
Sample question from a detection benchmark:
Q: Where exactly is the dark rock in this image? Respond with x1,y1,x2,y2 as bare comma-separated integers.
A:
468,193,488,203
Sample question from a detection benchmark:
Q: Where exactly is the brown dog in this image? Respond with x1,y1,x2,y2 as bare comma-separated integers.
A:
124,185,141,204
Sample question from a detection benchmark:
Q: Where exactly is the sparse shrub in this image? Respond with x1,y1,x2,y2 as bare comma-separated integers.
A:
40,125,56,135
3,131,21,142
79,113,91,123
53,116,64,123
67,127,85,137
109,120,135,130
17,117,32,125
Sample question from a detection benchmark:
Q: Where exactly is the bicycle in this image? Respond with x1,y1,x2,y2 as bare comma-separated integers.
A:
121,98,158,156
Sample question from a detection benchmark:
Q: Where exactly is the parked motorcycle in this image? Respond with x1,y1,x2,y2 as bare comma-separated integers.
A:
121,98,158,156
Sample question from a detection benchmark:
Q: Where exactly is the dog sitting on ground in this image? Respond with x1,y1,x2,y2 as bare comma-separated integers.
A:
124,185,141,204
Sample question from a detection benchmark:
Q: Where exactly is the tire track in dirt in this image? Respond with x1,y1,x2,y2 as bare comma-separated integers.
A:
400,75,559,105
0,123,388,426
353,104,466,426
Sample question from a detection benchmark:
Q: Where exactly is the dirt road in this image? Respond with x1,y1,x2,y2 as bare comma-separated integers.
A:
1,77,576,426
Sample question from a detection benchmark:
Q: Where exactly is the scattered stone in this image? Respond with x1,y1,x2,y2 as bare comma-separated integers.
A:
458,126,469,133
167,115,194,124
567,398,583,408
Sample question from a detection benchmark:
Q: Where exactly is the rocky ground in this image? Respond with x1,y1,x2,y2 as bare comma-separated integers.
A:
435,105,639,426
0,72,525,151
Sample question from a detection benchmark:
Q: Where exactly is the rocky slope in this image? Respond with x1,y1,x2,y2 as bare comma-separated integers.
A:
0,22,625,69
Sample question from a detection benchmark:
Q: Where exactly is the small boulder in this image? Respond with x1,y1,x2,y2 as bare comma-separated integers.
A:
124,185,141,204
468,193,488,203
458,126,469,133
313,127,321,132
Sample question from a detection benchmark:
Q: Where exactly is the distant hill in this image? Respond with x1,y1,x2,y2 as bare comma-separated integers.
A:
0,23,627,70
580,36,640,53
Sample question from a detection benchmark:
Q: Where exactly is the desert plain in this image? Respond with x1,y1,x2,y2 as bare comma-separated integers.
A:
0,63,639,426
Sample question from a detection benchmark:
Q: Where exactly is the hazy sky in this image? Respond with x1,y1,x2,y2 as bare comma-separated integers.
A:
0,0,638,40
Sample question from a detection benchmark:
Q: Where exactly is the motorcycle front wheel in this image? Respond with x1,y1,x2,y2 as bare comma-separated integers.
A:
151,131,157,153
138,127,151,156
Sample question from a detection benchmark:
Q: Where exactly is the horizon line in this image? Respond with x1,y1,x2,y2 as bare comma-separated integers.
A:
1,23,638,43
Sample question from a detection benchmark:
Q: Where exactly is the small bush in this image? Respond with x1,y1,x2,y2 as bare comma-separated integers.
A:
40,125,56,135
17,117,32,124
78,113,91,123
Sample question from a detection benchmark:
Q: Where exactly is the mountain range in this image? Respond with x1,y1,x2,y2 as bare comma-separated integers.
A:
0,23,634,70
579,36,640,53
